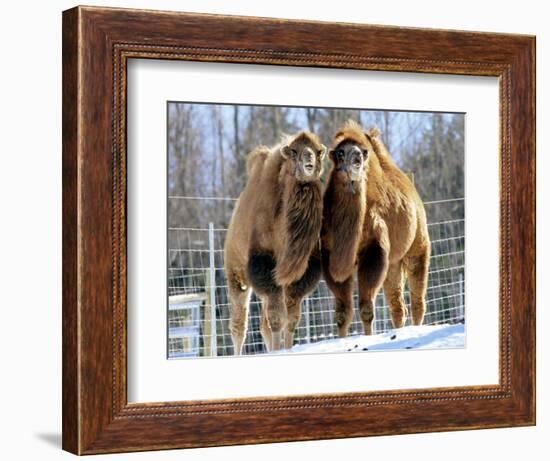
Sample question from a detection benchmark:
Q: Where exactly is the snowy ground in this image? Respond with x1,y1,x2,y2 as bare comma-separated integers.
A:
283,323,465,355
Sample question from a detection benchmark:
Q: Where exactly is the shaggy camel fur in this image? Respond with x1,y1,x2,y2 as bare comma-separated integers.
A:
322,120,430,337
225,131,326,354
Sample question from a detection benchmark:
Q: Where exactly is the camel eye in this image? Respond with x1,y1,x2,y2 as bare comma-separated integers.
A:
337,150,344,160
290,149,298,158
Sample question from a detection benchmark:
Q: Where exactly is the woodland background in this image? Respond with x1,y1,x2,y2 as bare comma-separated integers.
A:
168,103,465,231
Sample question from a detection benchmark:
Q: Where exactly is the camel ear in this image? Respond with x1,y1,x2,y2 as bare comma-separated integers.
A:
281,144,290,159
363,133,372,145
318,145,327,160
363,132,377,158
281,144,297,159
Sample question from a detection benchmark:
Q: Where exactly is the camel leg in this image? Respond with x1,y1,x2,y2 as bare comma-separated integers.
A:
329,278,354,338
284,295,302,349
323,249,354,337
247,249,286,351
259,301,272,352
357,242,389,335
227,272,252,356
265,291,286,351
406,250,430,326
284,252,322,348
383,261,408,329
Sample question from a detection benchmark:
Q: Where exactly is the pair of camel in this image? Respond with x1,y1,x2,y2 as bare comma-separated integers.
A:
224,120,431,354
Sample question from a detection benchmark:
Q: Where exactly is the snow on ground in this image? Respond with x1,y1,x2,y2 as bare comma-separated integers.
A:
284,323,465,354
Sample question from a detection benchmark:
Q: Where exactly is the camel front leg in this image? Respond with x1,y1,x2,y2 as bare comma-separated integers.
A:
227,271,252,356
284,252,322,348
383,261,408,329
247,248,285,352
406,249,430,326
357,242,389,335
265,290,286,351
259,301,272,352
284,295,302,349
322,249,354,338
327,278,354,338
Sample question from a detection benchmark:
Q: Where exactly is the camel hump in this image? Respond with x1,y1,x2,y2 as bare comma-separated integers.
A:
364,126,389,158
246,146,270,176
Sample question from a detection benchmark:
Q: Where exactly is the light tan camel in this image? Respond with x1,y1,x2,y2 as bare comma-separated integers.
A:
225,131,326,354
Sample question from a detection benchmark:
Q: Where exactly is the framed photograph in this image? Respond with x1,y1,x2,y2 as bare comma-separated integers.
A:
62,5,535,455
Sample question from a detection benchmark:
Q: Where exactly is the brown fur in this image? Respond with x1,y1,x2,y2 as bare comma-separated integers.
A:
322,120,431,336
225,131,326,354
275,179,323,285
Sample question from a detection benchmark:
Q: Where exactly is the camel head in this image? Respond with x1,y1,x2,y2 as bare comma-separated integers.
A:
281,131,326,182
330,120,376,185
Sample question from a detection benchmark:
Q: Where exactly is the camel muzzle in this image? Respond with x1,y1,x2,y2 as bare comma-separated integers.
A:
302,158,316,176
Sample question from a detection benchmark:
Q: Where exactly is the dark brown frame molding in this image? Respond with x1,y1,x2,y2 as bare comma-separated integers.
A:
62,5,536,455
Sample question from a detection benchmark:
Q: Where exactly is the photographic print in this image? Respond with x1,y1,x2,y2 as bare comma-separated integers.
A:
167,102,465,359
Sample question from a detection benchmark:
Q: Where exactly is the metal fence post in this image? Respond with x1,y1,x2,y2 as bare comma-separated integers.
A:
208,222,218,356
459,272,465,322
304,297,311,344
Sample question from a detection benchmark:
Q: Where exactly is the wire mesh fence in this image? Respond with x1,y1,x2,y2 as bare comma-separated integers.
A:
167,197,465,358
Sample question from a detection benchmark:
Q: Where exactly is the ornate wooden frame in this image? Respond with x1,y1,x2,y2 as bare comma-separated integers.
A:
62,5,536,455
